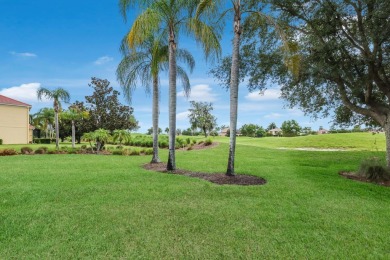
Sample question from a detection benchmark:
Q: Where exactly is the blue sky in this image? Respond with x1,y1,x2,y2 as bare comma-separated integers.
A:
0,0,332,133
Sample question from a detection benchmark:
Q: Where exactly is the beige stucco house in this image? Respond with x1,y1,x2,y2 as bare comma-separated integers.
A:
0,94,32,144
268,128,282,136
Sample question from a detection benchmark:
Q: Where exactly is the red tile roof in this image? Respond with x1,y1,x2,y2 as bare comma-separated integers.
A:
0,94,31,107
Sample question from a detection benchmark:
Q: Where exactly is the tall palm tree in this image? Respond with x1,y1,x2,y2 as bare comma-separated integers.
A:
120,0,221,170
199,0,292,176
37,87,70,150
117,34,195,163
61,106,89,148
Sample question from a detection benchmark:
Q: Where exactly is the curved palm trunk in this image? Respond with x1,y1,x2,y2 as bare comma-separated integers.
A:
167,31,177,171
227,2,241,176
55,110,60,150
151,74,161,163
71,120,76,149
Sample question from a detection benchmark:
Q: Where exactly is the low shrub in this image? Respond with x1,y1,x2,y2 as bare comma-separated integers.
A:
0,148,18,156
34,148,46,154
144,148,153,155
38,147,48,152
358,157,390,183
81,145,87,149
204,138,213,146
33,138,52,144
112,150,124,155
129,149,140,156
187,146,193,151
20,147,33,154
198,140,204,145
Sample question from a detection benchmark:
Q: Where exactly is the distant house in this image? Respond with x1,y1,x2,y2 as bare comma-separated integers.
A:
219,127,229,136
0,95,32,144
317,129,329,135
268,128,282,136
219,127,242,136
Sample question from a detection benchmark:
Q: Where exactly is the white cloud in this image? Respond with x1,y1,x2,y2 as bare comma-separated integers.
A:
94,56,113,65
177,84,218,102
245,89,280,101
264,113,283,119
10,51,37,58
176,111,190,121
0,83,50,103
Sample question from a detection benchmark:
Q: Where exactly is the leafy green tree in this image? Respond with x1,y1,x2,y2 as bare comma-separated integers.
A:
240,123,258,137
188,101,217,137
281,120,301,137
120,0,221,170
85,77,137,132
117,34,194,163
146,127,162,135
267,122,277,131
113,129,132,147
164,127,169,134
242,0,390,166
255,126,266,137
37,87,70,149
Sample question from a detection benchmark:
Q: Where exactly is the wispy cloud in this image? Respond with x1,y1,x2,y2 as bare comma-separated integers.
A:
264,113,283,119
94,56,113,65
176,111,190,121
0,83,50,103
10,51,37,58
177,84,218,102
245,88,280,101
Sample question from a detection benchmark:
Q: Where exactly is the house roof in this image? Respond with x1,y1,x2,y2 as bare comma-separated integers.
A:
269,128,282,132
0,94,31,107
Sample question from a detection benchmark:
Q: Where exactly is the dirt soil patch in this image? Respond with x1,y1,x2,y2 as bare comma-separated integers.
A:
143,162,266,186
339,172,390,187
187,142,219,150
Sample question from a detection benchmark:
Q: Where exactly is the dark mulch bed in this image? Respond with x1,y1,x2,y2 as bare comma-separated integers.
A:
143,162,266,186
188,142,219,150
339,171,390,187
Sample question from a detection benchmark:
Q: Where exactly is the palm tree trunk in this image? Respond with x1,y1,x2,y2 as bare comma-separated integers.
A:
55,110,60,150
227,2,241,176
71,120,75,149
167,30,177,171
151,74,161,163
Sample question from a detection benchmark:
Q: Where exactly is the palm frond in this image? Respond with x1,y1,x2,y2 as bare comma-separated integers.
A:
177,66,191,98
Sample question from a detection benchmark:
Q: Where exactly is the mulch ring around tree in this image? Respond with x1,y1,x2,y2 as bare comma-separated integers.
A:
143,162,266,186
339,172,390,187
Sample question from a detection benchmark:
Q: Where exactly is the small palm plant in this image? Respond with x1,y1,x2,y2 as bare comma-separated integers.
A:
113,129,131,147
93,129,111,153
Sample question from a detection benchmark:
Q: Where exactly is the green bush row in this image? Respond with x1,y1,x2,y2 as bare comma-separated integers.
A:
33,138,55,144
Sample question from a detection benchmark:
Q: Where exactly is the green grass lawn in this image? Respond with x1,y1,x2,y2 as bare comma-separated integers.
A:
1,134,390,258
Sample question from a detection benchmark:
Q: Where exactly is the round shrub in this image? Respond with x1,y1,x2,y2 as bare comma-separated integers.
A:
0,149,18,156
34,148,45,154
20,147,33,154
358,157,390,182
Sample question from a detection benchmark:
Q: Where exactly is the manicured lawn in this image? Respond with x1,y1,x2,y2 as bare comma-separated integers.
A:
1,134,390,258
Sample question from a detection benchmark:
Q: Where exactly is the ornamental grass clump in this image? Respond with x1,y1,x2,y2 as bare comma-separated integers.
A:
0,148,18,156
358,157,390,183
20,147,33,154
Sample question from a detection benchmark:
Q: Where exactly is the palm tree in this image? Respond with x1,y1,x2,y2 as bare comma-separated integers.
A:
199,0,292,175
119,0,221,170
117,34,195,163
37,87,70,150
32,107,55,138
93,129,111,153
82,132,95,151
61,107,89,148
113,129,132,147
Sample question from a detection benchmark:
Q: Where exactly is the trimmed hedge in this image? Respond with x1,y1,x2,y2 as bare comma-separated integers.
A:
33,138,54,144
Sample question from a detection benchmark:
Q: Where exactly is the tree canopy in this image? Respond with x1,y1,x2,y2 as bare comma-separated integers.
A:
188,101,217,137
